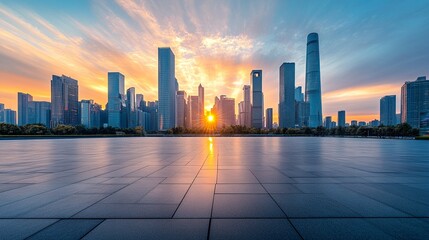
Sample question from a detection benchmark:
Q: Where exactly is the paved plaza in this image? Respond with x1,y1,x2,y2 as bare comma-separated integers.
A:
0,137,429,239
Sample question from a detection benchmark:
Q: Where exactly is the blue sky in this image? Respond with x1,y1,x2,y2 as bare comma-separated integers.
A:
1,0,428,122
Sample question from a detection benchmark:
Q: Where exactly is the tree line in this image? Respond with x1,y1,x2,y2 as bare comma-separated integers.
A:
0,122,420,137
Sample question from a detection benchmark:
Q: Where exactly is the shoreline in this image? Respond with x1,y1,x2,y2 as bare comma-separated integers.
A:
0,134,420,140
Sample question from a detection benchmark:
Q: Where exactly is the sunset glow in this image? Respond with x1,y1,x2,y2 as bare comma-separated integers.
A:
1,1,428,123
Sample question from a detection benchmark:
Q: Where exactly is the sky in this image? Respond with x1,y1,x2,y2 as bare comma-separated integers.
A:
1,0,428,123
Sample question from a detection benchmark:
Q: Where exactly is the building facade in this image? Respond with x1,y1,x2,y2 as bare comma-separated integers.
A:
18,92,33,126
305,33,323,127
250,70,263,128
279,63,295,128
175,90,188,128
242,85,252,127
51,75,79,127
158,47,176,130
401,76,429,128
338,110,346,127
28,101,51,127
127,87,136,128
266,108,273,129
107,72,125,128
380,95,396,126
213,95,235,128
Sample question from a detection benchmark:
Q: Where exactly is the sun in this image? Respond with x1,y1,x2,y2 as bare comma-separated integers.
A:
207,115,214,122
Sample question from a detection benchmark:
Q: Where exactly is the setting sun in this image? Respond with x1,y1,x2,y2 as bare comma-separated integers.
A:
207,115,214,122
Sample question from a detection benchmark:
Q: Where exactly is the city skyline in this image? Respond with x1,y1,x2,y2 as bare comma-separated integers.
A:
1,1,429,123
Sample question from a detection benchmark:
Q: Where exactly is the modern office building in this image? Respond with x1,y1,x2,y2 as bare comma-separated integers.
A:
18,92,33,126
380,95,396,126
305,32,323,127
146,101,159,132
338,110,346,127
295,86,304,102
158,47,176,130
358,121,366,126
136,94,144,111
401,76,429,128
28,101,51,126
266,108,273,129
0,103,4,123
324,116,332,129
108,72,125,128
80,100,93,128
188,95,200,128
295,101,310,127
242,85,252,127
279,63,295,128
351,120,358,126
2,109,16,125
175,90,188,128
238,101,245,126
250,70,263,128
127,87,136,128
213,95,235,128
51,75,79,127
198,84,204,125
370,119,380,127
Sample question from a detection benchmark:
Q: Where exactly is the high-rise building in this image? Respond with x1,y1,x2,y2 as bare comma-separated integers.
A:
380,95,396,126
338,110,346,127
243,85,252,127
175,90,188,128
107,72,125,128
158,47,176,131
305,32,323,127
18,92,33,126
266,108,273,129
0,103,4,123
370,119,380,127
198,84,204,125
213,95,235,128
324,116,332,129
295,101,310,127
250,70,263,128
127,87,136,128
28,101,51,127
51,75,79,127
295,86,304,102
351,120,358,126
188,95,200,128
401,76,429,128
3,109,16,125
136,94,144,111
358,121,366,127
238,101,245,126
80,100,93,128
146,101,159,132
279,63,295,128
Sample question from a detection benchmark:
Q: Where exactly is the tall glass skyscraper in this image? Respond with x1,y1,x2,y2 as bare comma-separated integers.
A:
251,70,263,128
305,33,323,127
266,108,273,129
279,63,295,128
198,84,204,124
242,85,252,127
127,87,136,128
380,95,396,126
28,101,51,127
108,72,125,128
158,48,176,131
18,92,33,126
51,75,79,127
338,110,346,127
401,76,429,128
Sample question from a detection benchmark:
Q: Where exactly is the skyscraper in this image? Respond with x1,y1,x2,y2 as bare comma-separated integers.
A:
18,92,33,126
108,72,125,128
28,101,51,127
266,108,273,129
136,94,144,111
51,75,79,127
80,100,93,128
401,76,429,128
295,87,304,102
243,85,252,127
0,103,4,123
175,90,188,128
338,110,346,127
380,95,396,126
279,63,295,128
212,95,235,128
188,95,200,128
198,84,204,124
238,101,245,126
3,109,16,125
305,32,323,127
158,47,176,131
127,87,136,128
324,116,332,129
250,70,263,128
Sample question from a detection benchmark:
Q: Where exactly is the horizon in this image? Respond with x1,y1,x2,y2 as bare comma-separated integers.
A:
1,0,429,123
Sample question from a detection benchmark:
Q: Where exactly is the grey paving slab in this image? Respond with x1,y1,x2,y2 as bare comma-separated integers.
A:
0,219,58,240
139,183,190,204
292,218,395,240
366,218,429,240
210,219,301,240
215,183,266,194
74,203,177,218
83,219,209,240
174,184,215,218
212,194,285,218
27,219,102,240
